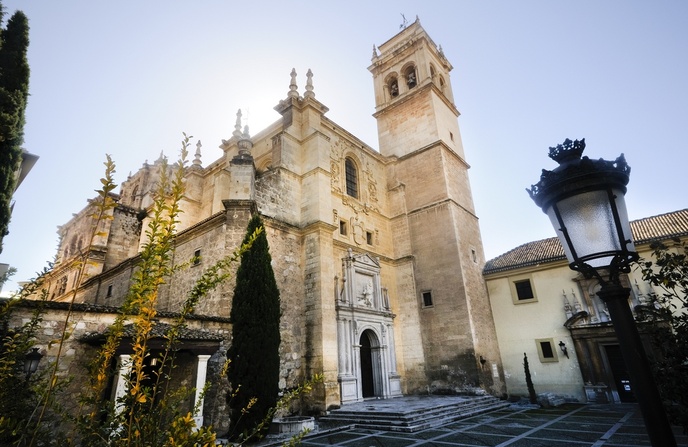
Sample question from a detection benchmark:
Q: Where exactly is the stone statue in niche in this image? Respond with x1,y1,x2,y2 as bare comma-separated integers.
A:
359,281,373,307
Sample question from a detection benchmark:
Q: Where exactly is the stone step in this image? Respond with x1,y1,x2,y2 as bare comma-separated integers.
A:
318,395,510,433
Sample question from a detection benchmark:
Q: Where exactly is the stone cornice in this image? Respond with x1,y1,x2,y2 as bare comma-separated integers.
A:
406,197,478,222
396,140,469,169
301,220,337,234
1,297,232,323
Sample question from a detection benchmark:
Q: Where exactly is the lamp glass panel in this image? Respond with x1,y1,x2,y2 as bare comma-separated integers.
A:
25,357,39,375
613,188,636,254
546,189,624,268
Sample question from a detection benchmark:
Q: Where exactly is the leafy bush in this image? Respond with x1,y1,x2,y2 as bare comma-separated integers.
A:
1,134,318,446
639,238,688,433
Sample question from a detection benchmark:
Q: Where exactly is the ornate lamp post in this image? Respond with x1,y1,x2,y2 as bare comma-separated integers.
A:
527,138,675,447
24,347,43,379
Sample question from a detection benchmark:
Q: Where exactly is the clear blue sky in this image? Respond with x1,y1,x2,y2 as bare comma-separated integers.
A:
2,1,687,294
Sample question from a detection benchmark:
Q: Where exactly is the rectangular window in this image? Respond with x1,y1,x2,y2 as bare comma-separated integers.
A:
366,231,373,245
106,284,113,298
339,220,348,236
510,275,538,304
535,338,558,363
514,280,534,300
193,249,201,266
421,291,433,307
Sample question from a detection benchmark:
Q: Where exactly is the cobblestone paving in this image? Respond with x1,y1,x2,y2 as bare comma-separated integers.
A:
296,404,687,447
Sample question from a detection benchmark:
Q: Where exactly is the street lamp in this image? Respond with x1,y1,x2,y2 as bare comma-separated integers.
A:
24,347,43,379
527,138,676,447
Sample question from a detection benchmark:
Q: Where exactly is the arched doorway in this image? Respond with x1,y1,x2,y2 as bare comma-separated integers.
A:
336,251,402,404
360,332,374,397
360,330,381,398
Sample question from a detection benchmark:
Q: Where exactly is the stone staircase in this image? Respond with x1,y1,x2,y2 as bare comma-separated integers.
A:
318,395,510,433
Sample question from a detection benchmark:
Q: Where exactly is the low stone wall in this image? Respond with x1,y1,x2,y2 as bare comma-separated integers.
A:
2,299,234,433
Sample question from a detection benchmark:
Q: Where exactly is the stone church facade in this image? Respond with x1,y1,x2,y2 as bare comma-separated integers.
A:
27,19,505,425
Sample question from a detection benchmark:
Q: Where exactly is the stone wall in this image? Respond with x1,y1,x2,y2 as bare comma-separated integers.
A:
103,205,143,270
3,301,235,432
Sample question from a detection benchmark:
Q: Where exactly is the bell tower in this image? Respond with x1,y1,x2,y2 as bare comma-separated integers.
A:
369,19,506,395
369,18,464,160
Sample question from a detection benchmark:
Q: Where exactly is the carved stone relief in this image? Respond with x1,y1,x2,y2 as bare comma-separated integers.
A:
331,137,380,214
342,197,370,215
351,216,366,246
330,139,344,194
357,274,374,307
363,161,379,209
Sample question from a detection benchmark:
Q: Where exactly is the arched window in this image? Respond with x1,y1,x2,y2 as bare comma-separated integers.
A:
388,77,399,98
405,65,417,88
256,158,272,175
345,158,358,198
130,184,139,207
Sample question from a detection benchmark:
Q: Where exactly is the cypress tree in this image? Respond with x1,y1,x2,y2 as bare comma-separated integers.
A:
228,214,281,439
0,3,30,252
524,352,538,404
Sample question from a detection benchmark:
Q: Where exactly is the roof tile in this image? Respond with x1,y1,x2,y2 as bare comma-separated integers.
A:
484,208,688,274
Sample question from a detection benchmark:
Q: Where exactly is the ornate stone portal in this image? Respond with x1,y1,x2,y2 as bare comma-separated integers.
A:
336,249,402,403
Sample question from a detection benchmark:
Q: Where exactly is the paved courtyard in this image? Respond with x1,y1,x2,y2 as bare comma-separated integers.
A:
296,403,687,447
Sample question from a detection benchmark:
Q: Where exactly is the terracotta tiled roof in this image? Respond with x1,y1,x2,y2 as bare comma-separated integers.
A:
484,209,688,275
81,322,224,342
632,208,688,243
0,298,231,323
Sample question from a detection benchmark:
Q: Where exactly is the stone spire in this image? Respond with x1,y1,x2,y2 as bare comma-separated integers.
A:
563,290,573,319
288,68,299,98
192,140,202,168
233,109,243,139
237,125,253,157
371,44,379,60
634,279,649,305
304,69,315,98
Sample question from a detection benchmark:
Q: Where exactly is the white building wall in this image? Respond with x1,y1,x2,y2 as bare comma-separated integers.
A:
487,262,586,401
